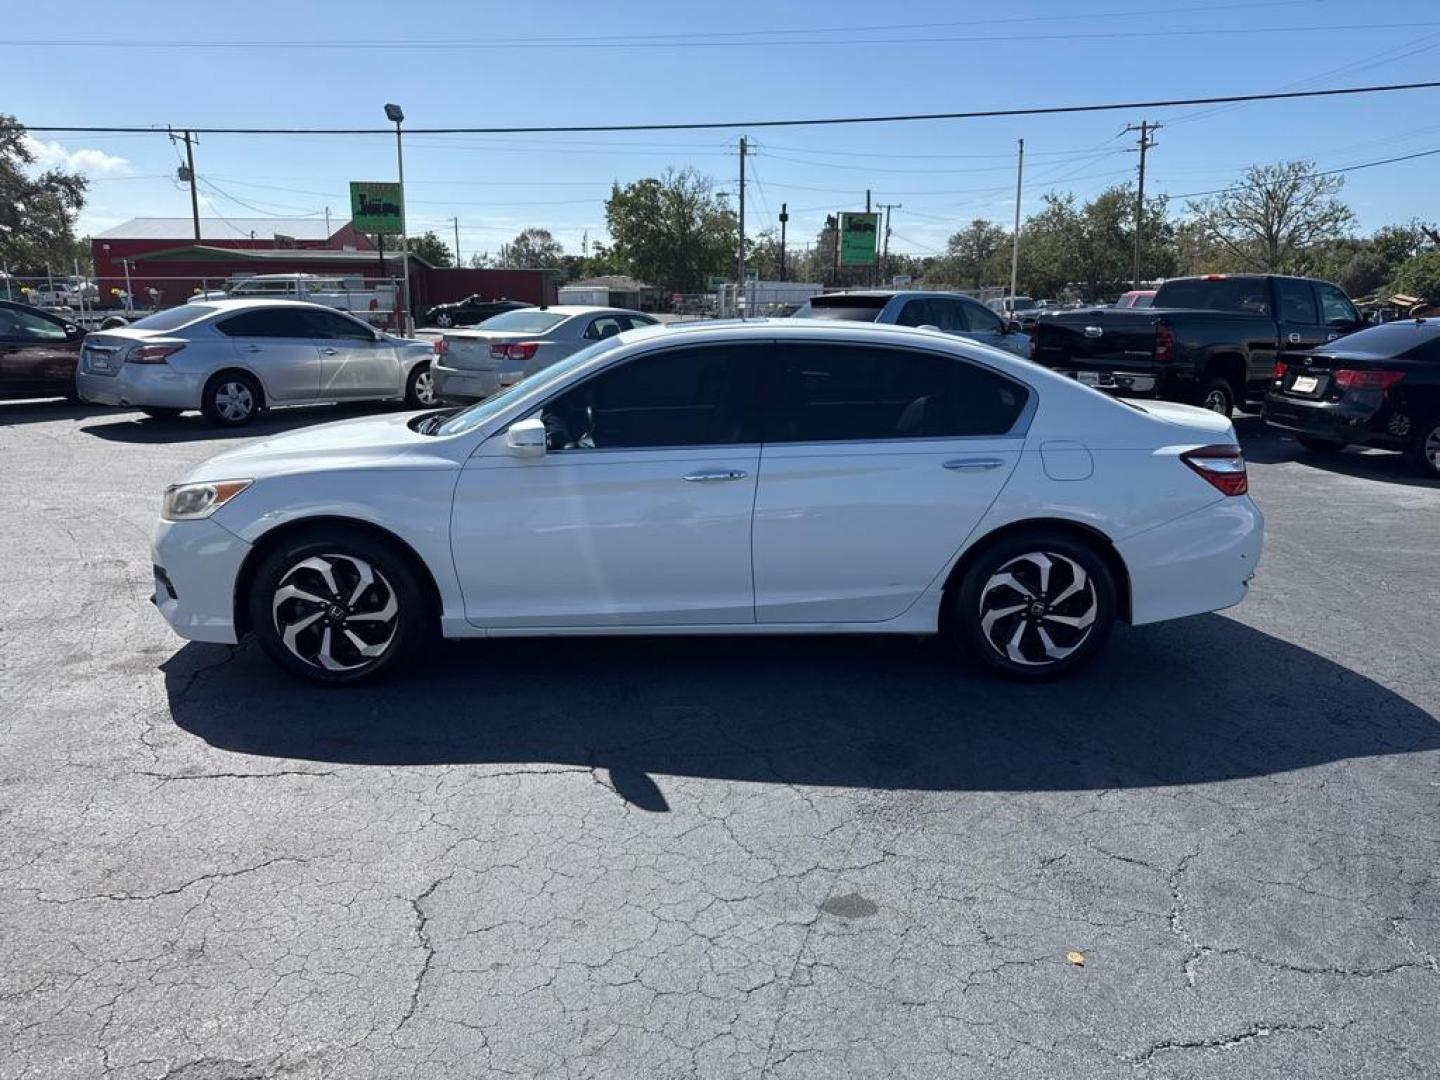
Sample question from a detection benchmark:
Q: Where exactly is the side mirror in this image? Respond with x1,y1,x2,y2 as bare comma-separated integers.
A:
506,417,548,457
1006,320,1024,335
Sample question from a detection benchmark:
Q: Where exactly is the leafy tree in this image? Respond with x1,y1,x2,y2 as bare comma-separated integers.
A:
1187,161,1355,273
943,219,1010,290
604,168,737,292
407,229,454,268
1391,249,1440,304
497,227,565,269
0,115,88,274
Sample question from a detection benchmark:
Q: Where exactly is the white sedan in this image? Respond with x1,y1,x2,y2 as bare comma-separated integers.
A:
150,320,1262,684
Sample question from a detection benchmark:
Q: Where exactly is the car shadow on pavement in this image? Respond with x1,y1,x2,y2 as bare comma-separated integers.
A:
0,398,100,426
164,613,1439,809
1236,415,1440,488
78,403,402,444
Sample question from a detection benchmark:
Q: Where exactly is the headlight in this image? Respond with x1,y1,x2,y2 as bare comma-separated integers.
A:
161,479,252,521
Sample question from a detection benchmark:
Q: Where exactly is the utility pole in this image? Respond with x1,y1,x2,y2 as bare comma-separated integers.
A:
452,217,461,267
779,202,789,280
877,203,901,283
170,129,202,242
736,136,747,315
864,189,873,284
1125,120,1161,290
1009,138,1024,307
323,205,331,238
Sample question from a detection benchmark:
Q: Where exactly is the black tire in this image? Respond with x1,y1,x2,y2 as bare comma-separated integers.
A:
434,311,454,328
404,360,437,408
201,371,262,427
247,528,432,685
1197,376,1235,418
1296,434,1345,453
951,531,1117,681
1405,415,1440,478
140,406,183,421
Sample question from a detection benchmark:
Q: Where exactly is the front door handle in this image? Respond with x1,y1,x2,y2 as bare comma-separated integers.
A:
242,344,262,353
321,347,338,355
1287,332,1302,344
682,469,748,482
944,457,1005,471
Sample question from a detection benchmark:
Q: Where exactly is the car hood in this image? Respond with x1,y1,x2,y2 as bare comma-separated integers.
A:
184,411,450,482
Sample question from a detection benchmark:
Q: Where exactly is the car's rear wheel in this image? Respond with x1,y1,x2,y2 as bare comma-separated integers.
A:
1296,434,1345,453
202,371,262,426
434,312,453,328
1198,377,1235,417
405,361,437,408
1406,415,1440,478
952,532,1116,680
247,530,431,685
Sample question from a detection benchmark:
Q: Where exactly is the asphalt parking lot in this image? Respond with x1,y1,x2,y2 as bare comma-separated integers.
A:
2,399,1437,1080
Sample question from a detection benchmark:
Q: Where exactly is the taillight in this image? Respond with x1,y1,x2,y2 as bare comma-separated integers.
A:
126,343,185,365
1155,321,1174,363
1181,444,1248,496
433,338,448,356
507,342,539,362
1272,360,1287,382
1333,368,1404,393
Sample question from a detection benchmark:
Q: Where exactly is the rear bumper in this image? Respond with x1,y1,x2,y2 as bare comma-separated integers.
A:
1263,394,1398,446
151,518,250,644
76,364,204,409
1041,358,1196,400
1117,496,1263,626
431,360,498,403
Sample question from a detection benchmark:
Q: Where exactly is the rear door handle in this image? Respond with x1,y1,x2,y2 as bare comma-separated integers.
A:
1287,332,1302,344
682,469,748,482
242,344,262,353
321,347,338,355
943,457,1005,471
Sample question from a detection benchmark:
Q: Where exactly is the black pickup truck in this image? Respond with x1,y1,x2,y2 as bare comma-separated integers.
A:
1028,274,1365,416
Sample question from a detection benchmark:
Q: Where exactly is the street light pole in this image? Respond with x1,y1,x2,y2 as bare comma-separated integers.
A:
385,103,412,334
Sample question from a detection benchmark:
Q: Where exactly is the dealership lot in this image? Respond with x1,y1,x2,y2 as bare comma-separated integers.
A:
1,400,1437,1078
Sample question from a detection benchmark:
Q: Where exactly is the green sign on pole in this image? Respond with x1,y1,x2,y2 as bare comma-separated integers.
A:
838,212,880,267
349,181,404,236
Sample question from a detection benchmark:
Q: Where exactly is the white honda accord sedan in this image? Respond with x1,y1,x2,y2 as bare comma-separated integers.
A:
150,319,1262,684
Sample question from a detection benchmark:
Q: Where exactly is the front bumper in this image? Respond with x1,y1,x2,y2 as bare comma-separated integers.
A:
76,363,204,409
431,360,499,403
1117,496,1264,626
151,517,251,644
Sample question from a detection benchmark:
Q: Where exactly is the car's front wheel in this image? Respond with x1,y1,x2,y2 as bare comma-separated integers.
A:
405,361,437,408
952,532,1116,680
247,530,431,684
434,311,454,328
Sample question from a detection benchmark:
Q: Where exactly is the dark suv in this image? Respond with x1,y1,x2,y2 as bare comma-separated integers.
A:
1264,318,1440,477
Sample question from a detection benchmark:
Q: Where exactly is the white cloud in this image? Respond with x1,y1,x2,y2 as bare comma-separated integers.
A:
22,135,131,177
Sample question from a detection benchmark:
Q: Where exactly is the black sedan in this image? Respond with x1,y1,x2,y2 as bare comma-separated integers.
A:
422,296,531,329
1,299,86,400
1264,318,1440,477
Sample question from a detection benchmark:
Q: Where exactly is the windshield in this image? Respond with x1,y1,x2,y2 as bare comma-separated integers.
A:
436,338,622,437
123,305,219,331
475,310,567,333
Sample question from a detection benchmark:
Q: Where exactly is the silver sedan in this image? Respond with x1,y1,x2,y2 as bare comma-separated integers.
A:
432,305,659,402
74,299,440,425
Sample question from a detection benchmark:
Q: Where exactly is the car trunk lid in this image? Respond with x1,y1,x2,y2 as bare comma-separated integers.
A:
441,330,536,371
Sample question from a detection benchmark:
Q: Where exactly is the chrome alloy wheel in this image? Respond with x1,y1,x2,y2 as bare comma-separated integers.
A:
412,366,437,405
214,380,256,422
977,552,1099,667
271,554,399,672
1425,424,1440,469
1201,386,1230,414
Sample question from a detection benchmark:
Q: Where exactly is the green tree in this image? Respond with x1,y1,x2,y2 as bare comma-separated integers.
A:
407,229,454,268
942,219,1010,290
1187,161,1355,273
1391,249,1440,304
604,168,737,292
497,227,565,269
0,115,88,274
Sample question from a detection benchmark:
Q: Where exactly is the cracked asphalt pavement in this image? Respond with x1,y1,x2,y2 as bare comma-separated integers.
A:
2,400,1438,1079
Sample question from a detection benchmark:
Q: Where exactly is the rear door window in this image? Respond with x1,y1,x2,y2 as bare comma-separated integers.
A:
1154,278,1272,315
1316,283,1359,326
0,306,69,340
216,309,315,338
1275,279,1319,324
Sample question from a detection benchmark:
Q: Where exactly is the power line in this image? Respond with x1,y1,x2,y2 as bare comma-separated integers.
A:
23,80,1440,136
1165,145,1440,199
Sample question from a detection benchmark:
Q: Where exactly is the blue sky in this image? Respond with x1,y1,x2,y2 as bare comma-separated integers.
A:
6,0,1440,262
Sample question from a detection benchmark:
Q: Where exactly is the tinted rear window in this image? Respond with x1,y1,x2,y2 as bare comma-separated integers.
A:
794,295,888,322
1154,278,1271,315
124,305,218,332
1322,320,1440,360
477,310,567,332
